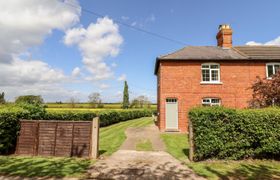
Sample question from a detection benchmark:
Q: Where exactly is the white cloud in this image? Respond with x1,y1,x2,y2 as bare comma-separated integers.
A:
99,83,110,89
0,0,82,101
0,58,66,87
117,74,126,81
64,17,123,81
246,36,280,46
0,0,80,62
72,67,81,77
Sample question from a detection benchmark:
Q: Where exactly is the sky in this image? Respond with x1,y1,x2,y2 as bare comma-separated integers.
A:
1,0,280,103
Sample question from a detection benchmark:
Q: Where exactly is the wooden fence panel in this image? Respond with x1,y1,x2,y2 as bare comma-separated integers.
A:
72,122,92,157
16,121,38,155
38,122,56,156
16,119,99,158
55,122,73,156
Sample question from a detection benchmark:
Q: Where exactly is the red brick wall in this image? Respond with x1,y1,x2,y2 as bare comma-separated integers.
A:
157,60,267,132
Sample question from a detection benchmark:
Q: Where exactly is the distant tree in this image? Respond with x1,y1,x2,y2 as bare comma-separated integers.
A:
15,95,44,105
122,81,129,109
130,99,140,108
250,70,280,108
97,100,104,108
69,97,79,108
0,92,5,104
88,93,102,108
130,95,151,108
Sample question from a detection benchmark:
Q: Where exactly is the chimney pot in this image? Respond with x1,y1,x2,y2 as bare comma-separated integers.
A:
216,24,233,48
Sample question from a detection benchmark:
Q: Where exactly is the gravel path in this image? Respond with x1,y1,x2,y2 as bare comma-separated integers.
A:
88,124,205,180
120,125,165,151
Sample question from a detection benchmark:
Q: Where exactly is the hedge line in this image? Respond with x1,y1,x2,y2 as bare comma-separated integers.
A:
0,108,155,154
189,107,280,161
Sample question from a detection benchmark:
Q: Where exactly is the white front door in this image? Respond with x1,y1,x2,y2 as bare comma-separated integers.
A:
165,98,178,130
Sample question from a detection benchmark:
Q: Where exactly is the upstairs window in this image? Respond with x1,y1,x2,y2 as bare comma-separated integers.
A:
266,63,280,79
202,98,221,106
201,63,220,83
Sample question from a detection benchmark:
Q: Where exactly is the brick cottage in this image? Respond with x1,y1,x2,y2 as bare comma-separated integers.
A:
154,24,280,132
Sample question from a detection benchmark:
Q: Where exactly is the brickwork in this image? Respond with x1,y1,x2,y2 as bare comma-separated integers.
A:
157,60,267,132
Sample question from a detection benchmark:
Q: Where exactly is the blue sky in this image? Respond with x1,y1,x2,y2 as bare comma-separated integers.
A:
1,0,280,102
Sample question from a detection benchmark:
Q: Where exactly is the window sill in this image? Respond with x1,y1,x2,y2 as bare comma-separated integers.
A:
200,82,223,85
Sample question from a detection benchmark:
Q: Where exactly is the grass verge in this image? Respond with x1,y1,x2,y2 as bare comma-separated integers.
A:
161,133,280,180
0,156,92,178
136,139,153,151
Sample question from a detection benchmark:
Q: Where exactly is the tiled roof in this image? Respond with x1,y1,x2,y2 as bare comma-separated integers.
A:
234,46,280,59
155,45,280,74
158,46,247,60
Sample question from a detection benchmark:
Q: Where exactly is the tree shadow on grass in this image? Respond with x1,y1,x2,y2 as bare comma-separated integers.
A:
0,156,91,178
204,163,280,180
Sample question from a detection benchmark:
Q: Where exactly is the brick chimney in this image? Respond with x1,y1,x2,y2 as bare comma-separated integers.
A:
216,24,233,48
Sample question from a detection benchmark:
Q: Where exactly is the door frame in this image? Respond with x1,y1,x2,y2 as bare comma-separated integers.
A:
165,98,179,131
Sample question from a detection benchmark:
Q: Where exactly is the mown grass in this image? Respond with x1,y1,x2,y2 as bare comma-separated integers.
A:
161,133,189,162
0,156,92,178
161,133,280,180
0,117,153,178
136,139,153,151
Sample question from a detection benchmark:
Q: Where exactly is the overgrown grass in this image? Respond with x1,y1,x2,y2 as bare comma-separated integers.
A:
0,156,92,178
99,117,153,156
161,133,280,180
136,139,153,151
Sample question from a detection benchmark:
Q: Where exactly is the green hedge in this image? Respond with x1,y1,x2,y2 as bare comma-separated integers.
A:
189,107,280,161
44,109,154,127
0,108,155,154
0,107,29,154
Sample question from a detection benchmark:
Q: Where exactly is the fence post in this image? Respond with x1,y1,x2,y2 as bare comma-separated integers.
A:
90,117,100,159
189,119,194,161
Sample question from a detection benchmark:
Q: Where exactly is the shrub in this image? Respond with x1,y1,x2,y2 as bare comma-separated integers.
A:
188,106,280,161
0,106,29,154
0,108,154,154
15,95,44,105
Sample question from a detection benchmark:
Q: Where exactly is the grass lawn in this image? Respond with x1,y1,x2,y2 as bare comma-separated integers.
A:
0,156,92,178
0,117,153,178
161,133,280,180
135,139,153,151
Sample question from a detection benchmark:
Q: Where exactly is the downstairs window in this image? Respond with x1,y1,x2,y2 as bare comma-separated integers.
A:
202,98,221,106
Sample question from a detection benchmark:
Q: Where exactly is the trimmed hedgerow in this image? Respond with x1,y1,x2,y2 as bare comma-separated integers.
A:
188,106,280,161
0,107,154,154
43,109,154,127
0,106,29,154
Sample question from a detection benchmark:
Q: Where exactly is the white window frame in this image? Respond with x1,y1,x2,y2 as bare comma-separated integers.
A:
201,63,221,84
266,63,280,79
202,98,221,106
